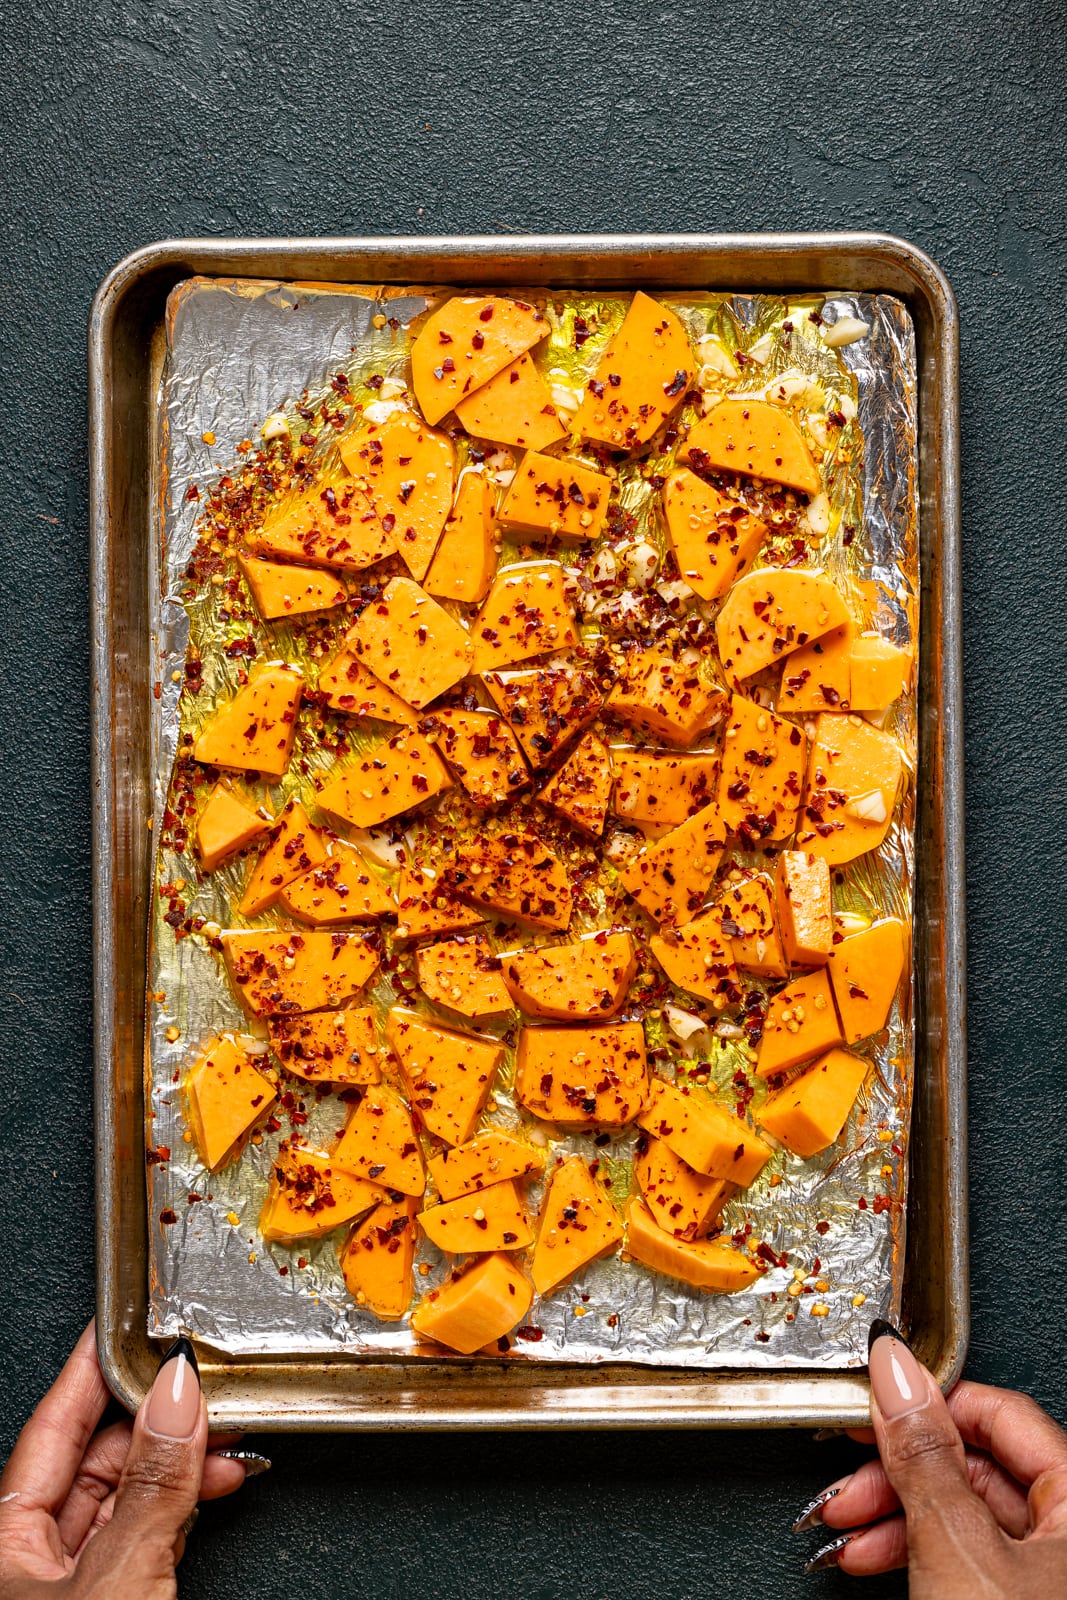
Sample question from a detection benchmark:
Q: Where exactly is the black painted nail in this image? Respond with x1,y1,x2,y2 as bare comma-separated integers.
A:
214,1449,272,1477
792,1485,842,1533
867,1317,907,1355
160,1335,199,1381
803,1534,853,1574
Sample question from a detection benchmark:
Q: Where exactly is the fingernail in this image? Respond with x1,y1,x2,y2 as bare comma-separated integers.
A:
214,1449,272,1478
180,1508,199,1538
792,1482,845,1532
812,1426,844,1442
146,1336,202,1439
803,1534,853,1573
868,1320,930,1421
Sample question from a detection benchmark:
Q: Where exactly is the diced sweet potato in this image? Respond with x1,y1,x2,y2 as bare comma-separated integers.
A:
317,639,418,724
238,553,347,621
849,636,913,712
774,851,832,967
483,661,602,769
193,664,303,780
611,748,719,830
683,398,821,496
455,352,567,450
424,471,498,605
618,803,725,926
345,577,471,709
537,732,612,838
184,1033,277,1173
828,918,907,1042
447,831,572,932
317,730,452,829
713,873,787,978
338,1196,419,1319
515,1021,648,1127
428,1131,545,1202
633,1134,731,1240
649,911,740,1008
419,1178,533,1253
531,1156,624,1294
717,694,807,845
280,838,396,924
385,1007,503,1147
250,467,394,570
797,713,903,865
410,295,549,425
755,968,843,1079
195,782,272,873
411,1251,534,1354
259,1144,387,1242
625,1197,759,1292
393,864,485,941
757,1047,869,1158
502,930,636,1019
779,621,855,713
238,798,329,917
472,562,580,673
607,645,727,748
332,1084,426,1196
221,929,381,1017
268,1007,382,1085
497,452,611,542
420,708,528,807
338,413,453,582
717,569,850,684
416,933,512,1019
637,1078,771,1186
573,292,693,450
662,470,768,602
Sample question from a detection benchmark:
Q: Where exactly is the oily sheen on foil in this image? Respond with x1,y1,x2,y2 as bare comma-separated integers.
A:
146,277,918,1368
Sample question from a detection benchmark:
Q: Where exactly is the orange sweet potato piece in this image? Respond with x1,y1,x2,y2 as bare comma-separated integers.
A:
472,561,579,673
625,1197,759,1292
250,466,394,570
424,471,498,604
497,451,611,542
259,1144,387,1242
332,1084,426,1196
797,713,903,865
683,398,820,496
393,864,485,941
757,1047,869,1158
184,1033,277,1173
416,933,512,1019
637,1078,771,1186
411,1252,534,1354
531,1156,624,1294
649,911,740,1009
385,1008,503,1147
662,470,768,602
447,831,572,932
537,732,612,838
338,1196,419,1319
338,413,453,581
717,694,807,845
420,708,528,808
193,664,303,780
280,838,396,924
515,1021,648,1128
345,576,471,709
238,553,347,621
779,621,855,713
716,569,850,684
573,292,693,450
410,295,549,425
633,1134,731,1241
483,661,602,770
774,851,832,967
238,798,329,917
268,1007,382,1086
454,352,567,450
502,930,636,1020
316,730,452,829
418,1178,534,1253
427,1131,545,1202
611,748,719,831
607,645,727,748
754,968,843,1079
828,918,907,1043
195,782,272,872
848,636,913,712
713,873,787,978
618,803,725,926
317,639,418,725
221,929,381,1017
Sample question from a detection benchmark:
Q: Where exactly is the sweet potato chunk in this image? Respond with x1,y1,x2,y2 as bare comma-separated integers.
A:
338,1196,419,1319
713,873,787,978
797,713,903,865
625,1198,759,1292
573,292,693,450
758,1047,869,1158
184,1033,277,1173
779,622,854,713
636,1078,771,1187
849,636,913,712
662,470,768,602
618,803,725,926
424,471,498,604
193,664,303,780
537,732,612,838
259,1144,387,1242
611,748,719,830
250,467,394,570
755,968,843,1079
420,708,528,807
498,451,611,542
317,639,418,725
195,782,272,873
774,851,832,967
332,1084,425,1196
483,660,602,769
428,1131,545,1202
531,1156,624,1294
345,577,471,709
416,933,512,1019
828,918,907,1043
649,911,740,1008
239,553,347,621
633,1134,731,1241
410,295,548,425
608,645,727,748
419,1178,533,1253
268,1007,381,1086
455,352,567,450
411,1252,534,1354
447,831,572,932
515,1021,648,1128
222,929,381,1017
717,569,850,684
683,398,820,496
385,1007,503,1147
502,930,637,1020
717,694,807,845
472,562,580,673
317,730,452,829
393,864,485,941
338,414,453,581
238,798,329,918
280,839,396,924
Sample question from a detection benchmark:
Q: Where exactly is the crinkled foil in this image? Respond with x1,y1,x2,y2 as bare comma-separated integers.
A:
146,279,917,1369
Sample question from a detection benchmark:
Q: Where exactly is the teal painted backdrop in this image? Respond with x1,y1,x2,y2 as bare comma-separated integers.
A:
1,2,1064,1595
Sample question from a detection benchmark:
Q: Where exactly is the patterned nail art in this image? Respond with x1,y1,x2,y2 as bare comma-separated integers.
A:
792,1485,842,1533
214,1448,272,1477
803,1534,853,1574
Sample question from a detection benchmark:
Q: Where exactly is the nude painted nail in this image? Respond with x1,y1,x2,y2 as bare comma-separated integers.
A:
146,1336,201,1439
792,1482,845,1532
868,1321,930,1421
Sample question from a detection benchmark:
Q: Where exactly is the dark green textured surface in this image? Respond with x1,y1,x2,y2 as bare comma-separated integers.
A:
1,1,1065,1595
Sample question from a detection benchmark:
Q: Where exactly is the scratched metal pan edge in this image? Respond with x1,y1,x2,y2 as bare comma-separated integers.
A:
88,233,966,1431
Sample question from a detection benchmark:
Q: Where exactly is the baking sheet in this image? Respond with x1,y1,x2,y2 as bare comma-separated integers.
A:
145,278,918,1368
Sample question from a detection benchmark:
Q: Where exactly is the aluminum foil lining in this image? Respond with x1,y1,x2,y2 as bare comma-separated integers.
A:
146,278,917,1368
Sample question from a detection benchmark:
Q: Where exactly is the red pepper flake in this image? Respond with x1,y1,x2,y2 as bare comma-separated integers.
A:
159,1209,179,1225
516,1324,543,1341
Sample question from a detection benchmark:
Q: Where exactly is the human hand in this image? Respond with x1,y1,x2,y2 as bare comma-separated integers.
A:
0,1323,263,1599
795,1320,1067,1593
